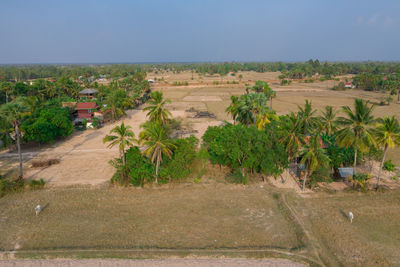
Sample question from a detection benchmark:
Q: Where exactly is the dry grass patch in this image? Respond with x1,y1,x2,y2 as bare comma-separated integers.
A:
0,184,302,252
288,190,400,266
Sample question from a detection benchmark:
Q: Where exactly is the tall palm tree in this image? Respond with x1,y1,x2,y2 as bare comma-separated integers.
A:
297,100,320,134
236,94,254,126
225,95,240,124
139,123,176,183
336,99,376,174
279,112,304,181
320,106,338,136
374,116,400,187
248,93,267,127
263,87,276,109
0,101,28,179
299,135,330,191
143,91,171,124
103,122,137,167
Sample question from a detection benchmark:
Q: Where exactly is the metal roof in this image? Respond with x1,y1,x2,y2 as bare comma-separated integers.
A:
79,88,98,94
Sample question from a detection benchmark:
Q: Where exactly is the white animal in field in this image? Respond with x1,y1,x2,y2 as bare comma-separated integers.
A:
35,205,41,216
349,211,354,223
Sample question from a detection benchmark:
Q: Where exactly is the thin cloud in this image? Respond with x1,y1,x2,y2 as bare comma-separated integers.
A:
367,13,380,24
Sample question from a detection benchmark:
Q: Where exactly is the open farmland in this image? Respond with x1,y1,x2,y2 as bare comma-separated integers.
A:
0,183,399,265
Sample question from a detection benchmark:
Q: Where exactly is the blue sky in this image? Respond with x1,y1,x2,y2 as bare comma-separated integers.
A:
0,0,399,63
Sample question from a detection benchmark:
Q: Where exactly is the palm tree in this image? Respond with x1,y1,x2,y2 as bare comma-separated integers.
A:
248,93,267,127
139,123,176,183
374,116,400,187
256,107,278,130
299,135,330,191
264,87,276,109
236,94,254,126
297,100,320,134
225,95,240,124
279,112,304,181
320,106,338,136
0,101,28,179
336,99,376,174
103,122,137,167
143,91,171,124
103,89,132,121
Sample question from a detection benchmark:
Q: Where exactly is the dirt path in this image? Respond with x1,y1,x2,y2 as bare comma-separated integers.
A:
0,258,306,266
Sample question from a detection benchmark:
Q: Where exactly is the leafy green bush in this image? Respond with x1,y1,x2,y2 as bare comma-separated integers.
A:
383,160,396,172
348,173,370,191
29,179,46,190
0,177,25,197
160,136,199,181
125,147,155,186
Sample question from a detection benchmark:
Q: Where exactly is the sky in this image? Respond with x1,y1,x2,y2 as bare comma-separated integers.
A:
0,0,399,64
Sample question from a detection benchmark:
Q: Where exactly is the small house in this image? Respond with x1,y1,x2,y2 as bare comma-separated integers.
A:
344,82,355,89
79,88,98,99
74,102,98,122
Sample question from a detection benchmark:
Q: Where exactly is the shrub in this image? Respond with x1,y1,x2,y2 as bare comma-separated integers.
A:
160,136,199,181
29,179,46,189
0,177,25,197
348,173,370,191
308,167,332,189
125,146,155,186
383,160,396,172
226,169,247,185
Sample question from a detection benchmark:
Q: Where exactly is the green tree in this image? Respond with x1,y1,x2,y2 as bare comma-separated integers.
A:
297,100,320,134
21,107,73,143
143,91,171,124
299,135,330,191
0,101,28,178
139,123,176,183
336,99,376,173
103,89,132,121
0,82,13,103
103,122,137,171
320,106,338,135
225,95,240,124
374,116,400,187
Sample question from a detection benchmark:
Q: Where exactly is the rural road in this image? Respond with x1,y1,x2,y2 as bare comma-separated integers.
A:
0,258,306,266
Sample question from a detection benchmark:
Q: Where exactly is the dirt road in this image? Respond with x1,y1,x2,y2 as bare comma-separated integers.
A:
0,258,306,266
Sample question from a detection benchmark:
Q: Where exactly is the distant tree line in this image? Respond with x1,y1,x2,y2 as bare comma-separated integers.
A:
2,60,400,82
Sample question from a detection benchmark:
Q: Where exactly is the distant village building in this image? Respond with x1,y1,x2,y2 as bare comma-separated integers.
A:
79,88,98,99
344,82,355,89
74,102,98,122
147,79,155,84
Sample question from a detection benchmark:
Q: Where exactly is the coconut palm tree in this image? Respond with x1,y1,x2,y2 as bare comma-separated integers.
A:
279,112,304,181
103,122,137,168
336,99,376,174
374,116,400,187
0,101,29,179
320,106,338,136
139,123,176,183
225,95,240,124
297,100,320,134
299,135,330,191
143,91,171,124
236,94,254,126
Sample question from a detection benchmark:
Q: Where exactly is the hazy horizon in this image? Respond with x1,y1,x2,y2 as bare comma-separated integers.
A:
1,0,399,64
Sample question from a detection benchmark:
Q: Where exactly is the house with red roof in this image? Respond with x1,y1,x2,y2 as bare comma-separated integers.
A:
344,82,355,89
74,102,99,122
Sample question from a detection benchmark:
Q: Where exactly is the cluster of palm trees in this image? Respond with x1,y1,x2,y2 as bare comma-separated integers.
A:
226,81,278,129
227,92,400,190
103,91,175,184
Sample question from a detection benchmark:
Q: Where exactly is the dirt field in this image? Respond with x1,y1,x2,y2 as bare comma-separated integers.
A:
1,71,399,185
0,183,399,265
